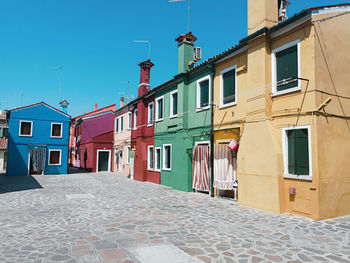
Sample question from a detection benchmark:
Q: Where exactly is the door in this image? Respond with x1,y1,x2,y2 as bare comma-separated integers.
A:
97,150,110,172
130,149,135,179
118,151,123,173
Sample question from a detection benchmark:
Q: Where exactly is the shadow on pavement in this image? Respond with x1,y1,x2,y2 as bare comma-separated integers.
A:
0,174,43,194
68,167,91,174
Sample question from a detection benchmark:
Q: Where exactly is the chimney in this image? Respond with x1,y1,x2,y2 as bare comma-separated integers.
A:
138,59,154,97
176,32,197,74
120,97,124,108
94,103,98,111
247,0,279,35
59,100,69,114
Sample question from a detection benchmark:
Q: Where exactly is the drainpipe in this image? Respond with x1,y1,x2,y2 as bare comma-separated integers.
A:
209,62,215,197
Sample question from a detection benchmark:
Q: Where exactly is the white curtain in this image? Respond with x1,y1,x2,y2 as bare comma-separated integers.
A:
214,144,236,190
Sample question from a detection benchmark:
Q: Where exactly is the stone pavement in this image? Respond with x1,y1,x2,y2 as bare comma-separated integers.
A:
0,173,349,263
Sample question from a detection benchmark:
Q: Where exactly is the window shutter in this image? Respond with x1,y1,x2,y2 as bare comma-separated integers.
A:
173,94,178,115
276,45,298,91
223,70,235,104
295,129,309,175
287,130,296,174
200,80,209,107
0,128,3,138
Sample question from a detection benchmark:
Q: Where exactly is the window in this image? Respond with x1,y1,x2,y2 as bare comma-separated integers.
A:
49,150,62,166
120,116,124,132
127,146,131,164
134,109,138,130
0,127,8,138
51,123,62,138
162,144,171,171
116,118,119,133
19,120,33,136
220,65,237,108
170,90,178,118
148,102,154,126
155,97,164,121
282,126,312,180
147,146,154,170
128,112,132,129
197,75,211,110
155,147,161,172
272,40,300,95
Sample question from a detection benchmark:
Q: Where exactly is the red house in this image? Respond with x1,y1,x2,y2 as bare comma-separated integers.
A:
130,60,159,184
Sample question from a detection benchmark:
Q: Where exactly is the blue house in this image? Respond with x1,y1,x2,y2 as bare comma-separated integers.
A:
6,102,70,176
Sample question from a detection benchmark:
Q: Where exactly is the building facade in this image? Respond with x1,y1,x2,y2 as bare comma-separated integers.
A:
76,111,114,172
113,97,132,175
6,102,70,176
0,111,8,173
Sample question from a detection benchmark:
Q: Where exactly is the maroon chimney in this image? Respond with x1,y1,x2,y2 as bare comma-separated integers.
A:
138,59,154,97
94,103,98,111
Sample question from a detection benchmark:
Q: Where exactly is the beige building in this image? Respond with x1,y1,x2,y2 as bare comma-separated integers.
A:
113,97,132,176
212,0,350,219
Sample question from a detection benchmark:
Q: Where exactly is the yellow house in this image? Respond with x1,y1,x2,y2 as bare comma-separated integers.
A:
212,0,350,220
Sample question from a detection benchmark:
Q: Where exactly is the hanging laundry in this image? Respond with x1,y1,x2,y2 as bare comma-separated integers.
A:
214,144,236,190
192,145,210,191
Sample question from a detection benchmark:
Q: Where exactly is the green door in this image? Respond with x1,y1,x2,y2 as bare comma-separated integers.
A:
98,151,110,172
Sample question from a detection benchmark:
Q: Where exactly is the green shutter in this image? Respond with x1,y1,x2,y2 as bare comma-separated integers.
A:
276,45,298,91
223,69,235,104
200,79,209,107
287,129,309,175
158,99,163,119
173,93,178,115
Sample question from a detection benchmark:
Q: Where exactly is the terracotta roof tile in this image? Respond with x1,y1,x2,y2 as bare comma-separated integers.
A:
0,138,7,150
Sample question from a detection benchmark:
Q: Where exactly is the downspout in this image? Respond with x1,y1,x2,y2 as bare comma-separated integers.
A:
209,62,215,197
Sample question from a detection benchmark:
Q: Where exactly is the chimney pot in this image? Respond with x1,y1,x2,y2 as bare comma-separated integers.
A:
94,103,98,111
120,97,125,108
138,59,154,97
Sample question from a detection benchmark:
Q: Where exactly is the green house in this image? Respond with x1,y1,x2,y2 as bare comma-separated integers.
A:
153,33,213,192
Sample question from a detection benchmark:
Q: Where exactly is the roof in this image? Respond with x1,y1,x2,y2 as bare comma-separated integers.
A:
0,138,7,150
73,104,116,121
8,101,71,118
128,3,350,106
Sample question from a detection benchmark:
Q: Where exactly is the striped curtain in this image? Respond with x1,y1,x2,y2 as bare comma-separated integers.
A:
29,147,47,173
213,144,235,190
192,145,210,191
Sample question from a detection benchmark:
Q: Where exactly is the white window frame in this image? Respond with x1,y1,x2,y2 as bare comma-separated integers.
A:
50,123,63,138
282,125,312,181
147,102,154,127
147,145,154,171
196,75,211,112
133,109,138,130
96,149,111,172
128,112,132,130
116,118,119,133
220,65,237,109
155,96,164,122
271,39,301,97
154,147,161,172
170,90,178,119
48,149,62,166
19,120,33,137
162,144,172,171
127,146,131,164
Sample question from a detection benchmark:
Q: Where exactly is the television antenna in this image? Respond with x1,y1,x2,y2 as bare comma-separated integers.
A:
133,40,151,60
119,81,134,103
168,0,190,32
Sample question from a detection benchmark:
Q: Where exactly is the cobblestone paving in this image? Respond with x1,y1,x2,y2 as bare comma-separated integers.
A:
0,173,350,263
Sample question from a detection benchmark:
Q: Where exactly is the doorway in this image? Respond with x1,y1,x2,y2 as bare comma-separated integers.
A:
97,150,111,172
118,151,123,173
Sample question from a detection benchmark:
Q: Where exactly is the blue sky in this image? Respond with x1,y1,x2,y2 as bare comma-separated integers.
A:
0,0,346,116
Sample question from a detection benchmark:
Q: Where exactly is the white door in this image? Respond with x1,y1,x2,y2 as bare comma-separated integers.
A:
130,150,135,180
118,151,123,173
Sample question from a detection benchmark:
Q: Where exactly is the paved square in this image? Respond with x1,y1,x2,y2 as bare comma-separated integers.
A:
0,173,349,263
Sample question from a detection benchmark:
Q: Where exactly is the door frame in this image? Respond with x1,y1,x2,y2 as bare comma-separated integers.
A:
96,149,111,172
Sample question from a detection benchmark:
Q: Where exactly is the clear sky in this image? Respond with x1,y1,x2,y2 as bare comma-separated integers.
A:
0,0,347,116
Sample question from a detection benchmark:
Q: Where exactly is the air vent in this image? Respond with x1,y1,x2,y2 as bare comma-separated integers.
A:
194,47,201,61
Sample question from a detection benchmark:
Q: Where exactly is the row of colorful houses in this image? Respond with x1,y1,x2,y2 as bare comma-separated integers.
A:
3,0,350,220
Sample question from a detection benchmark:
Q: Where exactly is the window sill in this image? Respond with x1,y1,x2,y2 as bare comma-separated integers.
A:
19,134,32,137
219,102,236,109
196,106,210,112
155,119,163,123
51,136,63,139
284,174,312,181
154,169,161,172
162,168,171,171
48,164,61,166
170,115,177,119
147,168,154,171
147,124,153,127
271,86,301,97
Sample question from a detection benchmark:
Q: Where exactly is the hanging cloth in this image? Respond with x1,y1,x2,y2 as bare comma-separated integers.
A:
192,145,210,191
213,144,236,190
29,147,47,172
